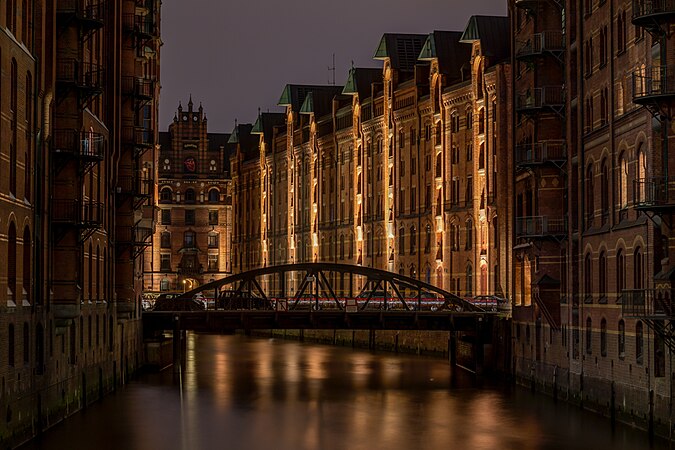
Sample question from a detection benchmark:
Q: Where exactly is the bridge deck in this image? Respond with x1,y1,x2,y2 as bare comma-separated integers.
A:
143,310,495,333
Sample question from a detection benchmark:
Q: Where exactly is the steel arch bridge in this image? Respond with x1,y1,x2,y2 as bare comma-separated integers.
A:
177,262,480,312
143,263,495,333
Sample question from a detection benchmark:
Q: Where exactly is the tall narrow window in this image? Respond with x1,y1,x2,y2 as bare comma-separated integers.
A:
637,146,646,202
616,249,625,302
586,164,594,228
8,324,15,367
23,322,29,364
8,222,17,305
466,264,473,297
9,58,18,196
618,320,626,358
584,252,593,303
618,154,628,209
599,251,607,302
634,247,644,289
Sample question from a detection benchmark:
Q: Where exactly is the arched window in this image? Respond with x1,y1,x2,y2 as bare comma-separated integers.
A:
478,143,485,170
6,0,15,34
96,245,101,301
586,317,593,354
466,263,473,297
410,226,416,255
9,58,17,196
636,321,644,364
425,265,431,284
23,226,30,304
618,154,628,209
637,145,646,202
598,251,607,303
600,318,607,357
618,319,626,358
8,222,17,305
208,188,219,203
466,219,473,250
159,187,172,203
584,252,593,303
478,108,485,134
634,246,644,290
425,224,432,253
600,159,609,224
339,234,345,260
616,249,625,302
410,265,417,280
184,188,196,203
586,164,594,228
88,242,93,301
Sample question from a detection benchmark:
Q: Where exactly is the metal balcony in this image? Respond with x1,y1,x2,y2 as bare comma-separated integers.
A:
52,199,104,228
117,175,153,197
57,0,105,31
633,176,675,211
516,87,565,116
632,66,675,114
122,13,157,39
515,31,565,61
121,76,154,100
56,59,104,95
52,129,105,161
515,140,566,167
515,216,567,239
632,0,675,29
122,126,154,155
622,289,674,319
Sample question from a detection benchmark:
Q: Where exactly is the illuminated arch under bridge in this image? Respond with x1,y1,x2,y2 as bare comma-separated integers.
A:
144,263,494,333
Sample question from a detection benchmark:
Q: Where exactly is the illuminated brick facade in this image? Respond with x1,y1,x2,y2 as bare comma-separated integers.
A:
146,99,233,293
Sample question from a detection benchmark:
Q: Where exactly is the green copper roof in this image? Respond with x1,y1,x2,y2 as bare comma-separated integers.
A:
227,126,239,144
299,92,314,114
373,35,388,59
278,84,293,106
418,34,436,60
251,116,264,134
342,68,357,95
460,16,480,43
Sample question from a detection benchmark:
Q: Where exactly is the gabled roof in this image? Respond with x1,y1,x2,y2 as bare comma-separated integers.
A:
228,123,259,162
342,67,381,98
252,112,286,149
374,33,427,71
299,86,343,117
419,31,472,82
278,84,342,111
460,15,510,64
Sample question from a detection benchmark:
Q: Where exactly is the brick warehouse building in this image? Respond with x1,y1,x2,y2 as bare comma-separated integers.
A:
227,10,675,435
0,0,160,445
145,99,233,293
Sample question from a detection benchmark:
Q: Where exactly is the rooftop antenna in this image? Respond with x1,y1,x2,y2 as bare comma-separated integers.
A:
328,53,335,85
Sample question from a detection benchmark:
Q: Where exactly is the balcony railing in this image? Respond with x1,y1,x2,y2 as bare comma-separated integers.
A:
516,87,565,114
52,199,104,227
633,66,675,105
515,31,565,60
516,216,567,238
622,289,674,319
121,76,154,100
122,126,154,150
57,0,105,29
515,140,566,166
56,59,105,92
117,175,153,197
632,0,675,27
52,129,105,160
633,176,675,210
123,13,157,38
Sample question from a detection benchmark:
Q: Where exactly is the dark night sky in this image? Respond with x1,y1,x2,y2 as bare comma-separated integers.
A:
159,0,507,133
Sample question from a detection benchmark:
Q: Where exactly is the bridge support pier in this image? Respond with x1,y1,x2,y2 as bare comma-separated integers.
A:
448,332,457,367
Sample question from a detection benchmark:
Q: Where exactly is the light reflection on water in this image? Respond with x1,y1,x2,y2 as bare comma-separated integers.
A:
22,334,669,450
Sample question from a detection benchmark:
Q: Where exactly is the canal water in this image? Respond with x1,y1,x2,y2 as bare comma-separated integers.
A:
22,334,669,450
